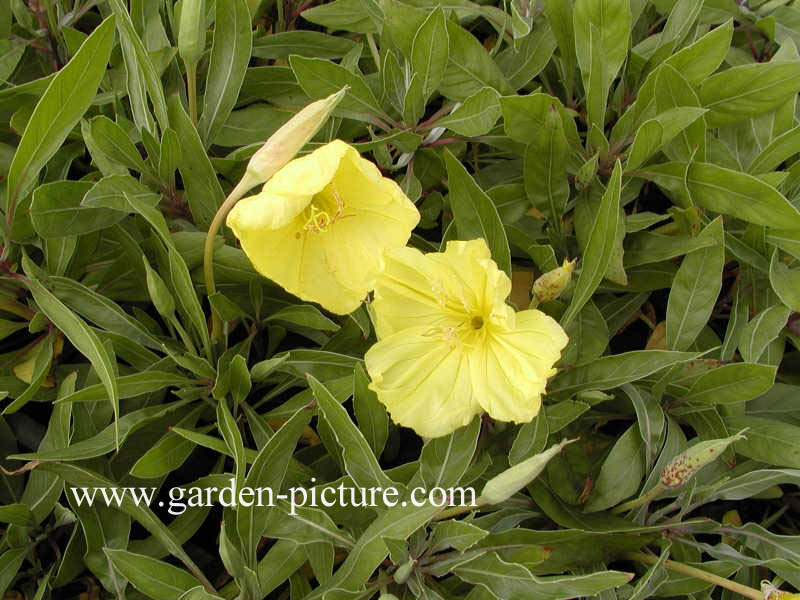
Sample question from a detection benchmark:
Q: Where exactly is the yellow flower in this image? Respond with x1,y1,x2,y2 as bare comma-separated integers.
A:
227,140,420,314
365,239,569,438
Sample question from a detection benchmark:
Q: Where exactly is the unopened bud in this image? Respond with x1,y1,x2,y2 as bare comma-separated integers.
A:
660,429,747,489
532,259,575,303
479,438,576,505
240,88,348,192
178,0,205,67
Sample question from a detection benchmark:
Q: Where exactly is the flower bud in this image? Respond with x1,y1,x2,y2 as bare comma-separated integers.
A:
178,0,205,67
239,88,348,193
393,558,415,584
479,438,576,505
532,259,575,304
660,429,747,489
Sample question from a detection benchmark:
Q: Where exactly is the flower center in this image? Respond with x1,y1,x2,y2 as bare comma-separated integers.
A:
302,182,352,233
471,315,484,329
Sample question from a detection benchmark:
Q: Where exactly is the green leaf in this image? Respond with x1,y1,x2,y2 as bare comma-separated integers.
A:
573,0,631,100
443,148,511,275
625,107,707,171
561,161,622,327
301,0,379,34
197,0,252,147
699,61,800,127
265,305,339,331
748,125,800,174
769,249,800,311
0,503,36,527
410,6,448,101
252,31,357,59
10,400,189,461
290,55,384,120
237,406,312,566
353,363,389,458
738,305,791,363
435,87,501,137
217,398,246,491
724,416,800,469
550,350,697,396
107,0,169,133
439,20,512,100
90,116,149,174
454,552,632,599
498,22,557,90
663,19,732,86
39,462,214,590
681,363,777,405
309,375,393,490
665,217,724,351
167,96,226,230
305,502,440,598
49,276,161,349
644,161,800,230
419,417,480,490
0,547,27,597
23,272,119,448
585,425,645,512
524,104,569,232
104,548,203,600
6,17,115,220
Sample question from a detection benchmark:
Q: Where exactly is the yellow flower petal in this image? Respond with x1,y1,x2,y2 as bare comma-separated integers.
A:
226,140,420,314
366,237,570,437
365,326,481,438
471,309,568,423
372,239,512,339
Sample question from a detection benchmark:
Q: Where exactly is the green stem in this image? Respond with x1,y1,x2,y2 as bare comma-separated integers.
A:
611,482,666,514
366,33,381,70
276,0,285,32
625,552,762,600
186,61,198,125
203,176,258,347
432,502,481,521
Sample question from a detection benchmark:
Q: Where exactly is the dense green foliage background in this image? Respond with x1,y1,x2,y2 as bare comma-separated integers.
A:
1,0,800,598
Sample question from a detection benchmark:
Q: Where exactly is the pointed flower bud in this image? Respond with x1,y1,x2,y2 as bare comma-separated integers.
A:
479,438,576,505
532,258,575,304
660,429,747,489
239,88,348,193
178,0,205,67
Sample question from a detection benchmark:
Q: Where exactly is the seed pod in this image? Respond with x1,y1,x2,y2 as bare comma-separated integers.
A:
240,88,348,192
479,438,576,505
178,0,205,67
660,429,747,489
532,258,576,304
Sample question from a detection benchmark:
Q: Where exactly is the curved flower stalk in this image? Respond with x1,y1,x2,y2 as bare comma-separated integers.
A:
365,238,569,438
227,140,420,315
